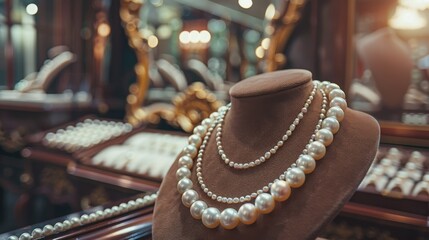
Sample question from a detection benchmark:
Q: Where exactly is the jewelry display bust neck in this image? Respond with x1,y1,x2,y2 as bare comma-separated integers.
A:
153,69,380,240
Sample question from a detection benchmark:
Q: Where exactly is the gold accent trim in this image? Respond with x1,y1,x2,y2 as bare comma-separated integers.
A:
265,0,307,72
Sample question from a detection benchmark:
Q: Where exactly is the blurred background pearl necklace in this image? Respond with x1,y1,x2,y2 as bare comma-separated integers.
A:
176,81,347,229
216,84,318,170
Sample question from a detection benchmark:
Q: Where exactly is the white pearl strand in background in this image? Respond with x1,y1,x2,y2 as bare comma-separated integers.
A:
195,87,328,204
43,119,133,152
215,84,318,170
176,81,347,229
7,193,157,240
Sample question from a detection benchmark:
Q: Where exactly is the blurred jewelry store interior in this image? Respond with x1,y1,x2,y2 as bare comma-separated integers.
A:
0,0,428,239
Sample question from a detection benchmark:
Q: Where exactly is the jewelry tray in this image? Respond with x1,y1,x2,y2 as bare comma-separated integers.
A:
23,115,188,192
346,144,429,229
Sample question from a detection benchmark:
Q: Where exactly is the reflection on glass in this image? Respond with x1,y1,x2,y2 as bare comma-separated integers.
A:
349,1,429,125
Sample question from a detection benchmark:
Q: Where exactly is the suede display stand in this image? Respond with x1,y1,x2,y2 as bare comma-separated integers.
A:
153,69,380,240
356,28,413,109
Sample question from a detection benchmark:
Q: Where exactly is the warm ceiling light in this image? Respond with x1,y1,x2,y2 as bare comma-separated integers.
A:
26,3,38,15
265,4,276,20
199,30,211,43
389,6,426,30
399,0,429,10
97,23,111,37
189,30,200,43
148,35,159,48
255,46,265,59
179,31,190,44
261,38,270,50
238,0,253,9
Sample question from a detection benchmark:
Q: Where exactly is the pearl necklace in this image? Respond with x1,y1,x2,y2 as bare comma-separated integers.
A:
195,87,327,204
215,84,318,169
176,81,347,230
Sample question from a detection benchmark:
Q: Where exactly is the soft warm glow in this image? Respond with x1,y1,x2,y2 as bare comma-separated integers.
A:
399,0,429,10
26,3,38,15
238,0,253,9
199,30,211,43
261,38,270,50
255,46,265,59
97,23,111,37
389,6,427,30
148,35,159,48
189,30,200,43
265,4,275,20
179,31,190,44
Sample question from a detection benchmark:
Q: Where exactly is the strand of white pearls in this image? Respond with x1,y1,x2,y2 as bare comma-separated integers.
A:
215,84,318,169
7,193,157,240
194,87,327,204
176,81,347,230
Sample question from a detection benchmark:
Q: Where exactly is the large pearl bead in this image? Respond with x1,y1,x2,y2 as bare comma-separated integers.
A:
326,83,340,93
286,167,306,188
177,177,193,194
202,118,213,128
183,145,197,158
307,141,326,160
202,207,221,228
190,200,208,219
322,117,340,134
315,129,334,146
210,112,219,120
329,89,345,100
182,189,199,207
178,155,193,169
255,193,275,214
296,154,316,174
176,167,191,180
188,134,202,147
238,203,259,225
270,180,291,202
193,125,207,136
329,97,347,110
220,208,240,229
327,106,344,122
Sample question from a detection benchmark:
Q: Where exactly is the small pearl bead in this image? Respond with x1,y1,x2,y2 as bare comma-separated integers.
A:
286,167,306,188
182,189,199,207
270,180,291,202
178,155,193,169
327,106,344,122
190,200,208,219
307,141,326,160
43,224,54,235
202,207,221,228
188,134,202,147
176,167,191,180
330,97,347,110
177,178,193,194
296,154,316,174
238,203,259,225
220,208,240,229
255,193,275,214
315,129,334,146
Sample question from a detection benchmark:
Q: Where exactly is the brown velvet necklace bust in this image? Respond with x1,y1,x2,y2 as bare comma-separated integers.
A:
153,69,380,240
